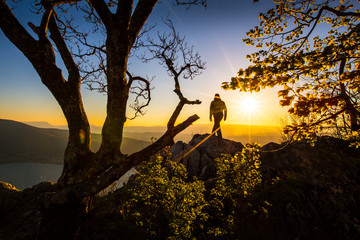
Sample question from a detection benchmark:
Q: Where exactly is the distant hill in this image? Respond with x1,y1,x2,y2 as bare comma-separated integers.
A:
177,124,283,144
122,124,283,144
0,119,150,164
24,121,58,129
25,121,101,133
25,122,283,144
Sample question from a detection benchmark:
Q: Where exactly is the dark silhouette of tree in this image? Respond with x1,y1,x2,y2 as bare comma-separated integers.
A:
223,0,360,140
140,18,204,128
0,0,206,238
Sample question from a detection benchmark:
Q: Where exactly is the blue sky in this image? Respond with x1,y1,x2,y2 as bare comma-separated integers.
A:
0,0,288,127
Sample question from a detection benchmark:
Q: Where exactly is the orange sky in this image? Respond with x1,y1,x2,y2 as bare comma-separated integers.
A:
0,1,288,128
0,85,288,127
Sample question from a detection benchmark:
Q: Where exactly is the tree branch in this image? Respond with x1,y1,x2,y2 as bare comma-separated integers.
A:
0,0,39,61
323,5,360,17
127,71,152,120
115,0,133,25
129,0,158,45
49,0,82,6
45,113,199,207
88,0,114,29
129,114,200,165
48,14,80,85
175,0,207,8
295,7,323,53
139,18,204,129
39,6,53,40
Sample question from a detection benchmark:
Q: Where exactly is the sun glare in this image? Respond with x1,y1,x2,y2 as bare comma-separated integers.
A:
241,95,259,114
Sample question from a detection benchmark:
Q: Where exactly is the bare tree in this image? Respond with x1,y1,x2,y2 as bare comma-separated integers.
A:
141,18,204,126
0,0,206,238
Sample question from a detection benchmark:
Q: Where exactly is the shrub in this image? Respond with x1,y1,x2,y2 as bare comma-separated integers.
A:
120,155,208,239
206,143,263,237
117,143,264,239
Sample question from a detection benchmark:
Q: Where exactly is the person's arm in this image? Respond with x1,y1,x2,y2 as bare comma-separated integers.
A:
210,102,213,122
223,102,227,121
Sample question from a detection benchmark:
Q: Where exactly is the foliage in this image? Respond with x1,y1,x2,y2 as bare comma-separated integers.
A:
120,154,208,239
206,143,264,237
223,0,360,142
280,114,321,145
346,130,360,147
113,144,265,239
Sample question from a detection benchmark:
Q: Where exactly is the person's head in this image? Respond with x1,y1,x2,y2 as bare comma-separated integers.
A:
214,93,220,99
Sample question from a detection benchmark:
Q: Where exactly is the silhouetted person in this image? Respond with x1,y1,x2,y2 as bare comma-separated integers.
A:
210,93,227,140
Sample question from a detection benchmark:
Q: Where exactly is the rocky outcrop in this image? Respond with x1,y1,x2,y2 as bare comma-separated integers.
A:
0,182,55,240
1,135,360,239
169,134,360,239
169,134,244,179
256,137,360,240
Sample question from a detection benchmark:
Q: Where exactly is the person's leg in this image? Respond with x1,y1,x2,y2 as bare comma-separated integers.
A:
214,113,223,139
217,126,222,139
212,120,220,136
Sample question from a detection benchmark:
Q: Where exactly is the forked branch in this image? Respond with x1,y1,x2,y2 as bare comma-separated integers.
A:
140,18,205,129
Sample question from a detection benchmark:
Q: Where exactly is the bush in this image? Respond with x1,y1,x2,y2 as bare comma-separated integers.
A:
120,155,207,239
206,143,263,238
114,144,264,239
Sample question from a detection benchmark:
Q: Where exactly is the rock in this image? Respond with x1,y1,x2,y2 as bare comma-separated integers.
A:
261,141,281,151
1,135,360,240
0,181,21,215
170,141,201,178
189,134,244,159
255,136,360,240
198,162,217,181
0,182,50,240
170,134,244,180
168,135,360,238
199,152,213,170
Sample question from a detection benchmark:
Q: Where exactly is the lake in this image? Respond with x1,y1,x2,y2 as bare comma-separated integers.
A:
0,163,136,193
0,163,63,189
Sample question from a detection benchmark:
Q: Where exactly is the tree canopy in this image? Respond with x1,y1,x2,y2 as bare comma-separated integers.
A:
0,0,206,237
223,0,360,141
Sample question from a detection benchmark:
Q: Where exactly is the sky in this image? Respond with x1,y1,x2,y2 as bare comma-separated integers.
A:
0,0,289,128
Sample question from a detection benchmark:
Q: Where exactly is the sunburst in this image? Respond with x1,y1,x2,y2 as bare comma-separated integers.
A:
241,94,259,114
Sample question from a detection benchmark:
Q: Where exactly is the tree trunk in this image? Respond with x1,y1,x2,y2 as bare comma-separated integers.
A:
339,59,360,131
99,35,130,156
0,1,202,239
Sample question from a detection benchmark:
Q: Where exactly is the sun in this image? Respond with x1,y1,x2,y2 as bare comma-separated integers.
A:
241,94,259,114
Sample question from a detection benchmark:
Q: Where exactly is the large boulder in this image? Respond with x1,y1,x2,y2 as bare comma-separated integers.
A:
169,141,201,178
170,134,244,179
188,134,244,158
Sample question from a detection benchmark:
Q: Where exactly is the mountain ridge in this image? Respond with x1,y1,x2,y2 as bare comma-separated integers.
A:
24,120,283,144
0,119,150,164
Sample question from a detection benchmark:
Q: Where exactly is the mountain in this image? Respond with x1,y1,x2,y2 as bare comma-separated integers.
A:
24,121,59,129
0,119,150,164
25,121,283,144
122,124,282,144
25,121,102,133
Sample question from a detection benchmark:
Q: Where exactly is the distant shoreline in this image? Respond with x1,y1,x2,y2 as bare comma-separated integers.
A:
0,162,63,189
0,160,63,166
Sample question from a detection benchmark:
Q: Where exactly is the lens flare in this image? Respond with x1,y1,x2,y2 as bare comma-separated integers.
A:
241,95,259,114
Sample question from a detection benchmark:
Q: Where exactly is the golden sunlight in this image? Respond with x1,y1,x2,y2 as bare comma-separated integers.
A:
241,94,259,114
